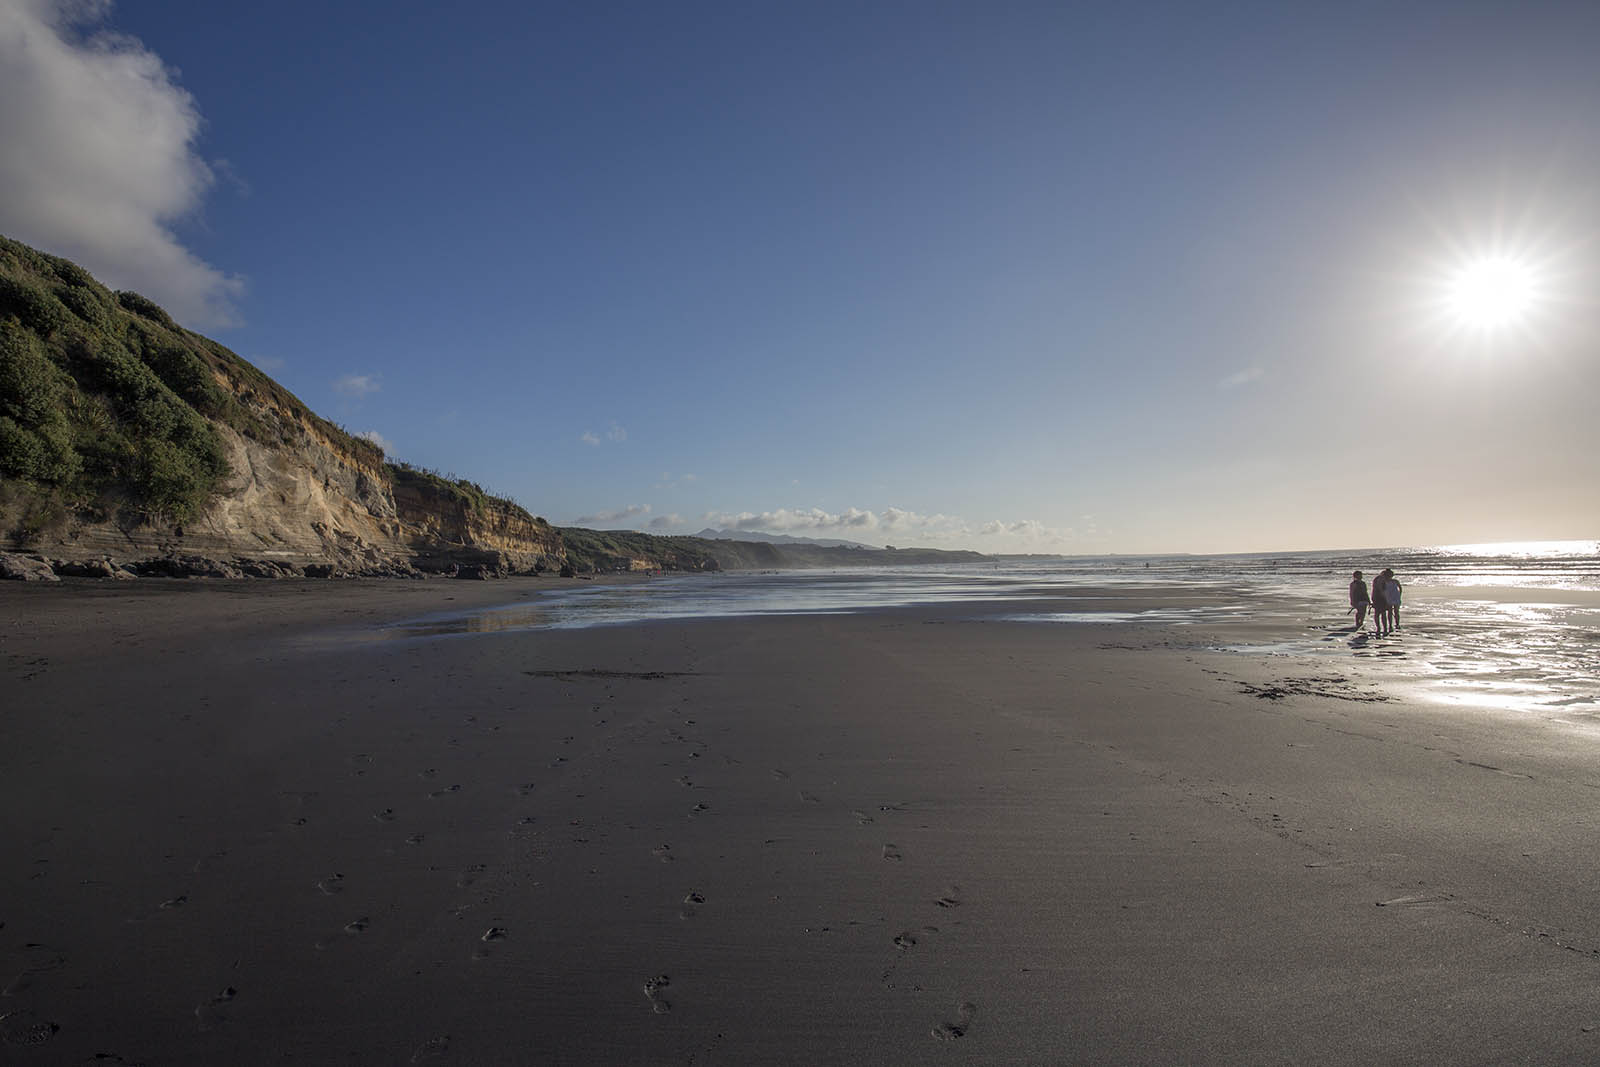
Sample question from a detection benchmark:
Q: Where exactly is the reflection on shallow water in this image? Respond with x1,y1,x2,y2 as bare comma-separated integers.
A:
1222,595,1600,718
375,570,1223,640
1003,605,1251,626
364,557,1600,719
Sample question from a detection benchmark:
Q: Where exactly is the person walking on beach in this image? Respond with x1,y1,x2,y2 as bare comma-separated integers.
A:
1349,570,1370,631
1371,568,1392,636
1383,570,1402,631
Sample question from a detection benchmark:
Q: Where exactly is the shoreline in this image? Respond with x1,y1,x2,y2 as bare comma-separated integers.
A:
6,580,1600,1062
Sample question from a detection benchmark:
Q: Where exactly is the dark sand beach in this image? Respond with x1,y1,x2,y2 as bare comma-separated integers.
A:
5,576,1600,1063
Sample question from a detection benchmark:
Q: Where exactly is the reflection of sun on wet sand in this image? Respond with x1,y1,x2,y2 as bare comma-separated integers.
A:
5,576,1600,1062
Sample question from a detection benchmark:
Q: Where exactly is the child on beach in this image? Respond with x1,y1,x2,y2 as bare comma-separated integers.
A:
1384,572,1402,631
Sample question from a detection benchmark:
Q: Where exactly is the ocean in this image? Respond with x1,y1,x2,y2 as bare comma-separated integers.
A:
381,539,1600,719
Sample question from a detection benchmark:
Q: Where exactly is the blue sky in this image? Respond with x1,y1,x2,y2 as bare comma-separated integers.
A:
3,0,1597,552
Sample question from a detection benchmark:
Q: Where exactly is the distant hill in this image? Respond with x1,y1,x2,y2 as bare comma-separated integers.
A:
694,527,881,550
559,527,986,572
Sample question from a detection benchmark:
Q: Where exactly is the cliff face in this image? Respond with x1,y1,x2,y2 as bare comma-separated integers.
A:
0,234,562,576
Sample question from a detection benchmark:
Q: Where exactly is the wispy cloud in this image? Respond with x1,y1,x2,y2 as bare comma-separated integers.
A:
580,422,628,447
1219,366,1264,390
648,514,683,530
654,472,698,490
572,503,650,526
332,373,381,398
253,355,286,373
0,0,244,327
704,506,1078,550
354,429,394,455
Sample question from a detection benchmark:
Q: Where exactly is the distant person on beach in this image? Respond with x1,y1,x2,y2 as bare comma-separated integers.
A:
1384,571,1402,631
1371,568,1393,636
1349,570,1369,631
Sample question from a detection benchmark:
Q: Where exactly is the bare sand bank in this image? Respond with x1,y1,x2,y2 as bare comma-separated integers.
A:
4,577,1600,1063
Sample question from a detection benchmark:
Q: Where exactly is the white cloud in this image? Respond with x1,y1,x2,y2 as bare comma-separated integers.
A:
0,0,244,327
253,355,286,372
572,503,650,526
581,421,628,447
1219,366,1264,389
648,514,683,530
332,373,380,398
354,429,393,455
703,505,1079,551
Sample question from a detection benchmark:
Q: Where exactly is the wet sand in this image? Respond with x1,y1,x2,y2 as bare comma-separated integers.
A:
5,577,1600,1063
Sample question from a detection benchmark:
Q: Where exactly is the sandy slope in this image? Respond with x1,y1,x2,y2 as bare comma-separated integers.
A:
3,577,1600,1063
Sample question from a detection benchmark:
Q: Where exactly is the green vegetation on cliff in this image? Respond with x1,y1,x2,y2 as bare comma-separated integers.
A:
558,527,721,572
388,462,541,524
0,234,380,533
557,526,988,573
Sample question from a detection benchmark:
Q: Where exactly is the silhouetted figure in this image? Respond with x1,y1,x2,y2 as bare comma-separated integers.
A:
1371,568,1393,636
1383,570,1402,631
1349,570,1369,631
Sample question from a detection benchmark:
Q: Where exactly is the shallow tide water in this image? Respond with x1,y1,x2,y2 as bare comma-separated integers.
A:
369,541,1600,721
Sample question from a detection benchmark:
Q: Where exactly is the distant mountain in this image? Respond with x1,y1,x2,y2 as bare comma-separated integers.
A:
694,528,881,550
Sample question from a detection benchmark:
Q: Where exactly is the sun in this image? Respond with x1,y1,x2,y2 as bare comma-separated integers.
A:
1443,255,1538,329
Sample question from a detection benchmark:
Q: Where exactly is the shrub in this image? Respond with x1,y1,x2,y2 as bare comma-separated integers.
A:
142,338,228,415
58,284,110,329
115,290,177,330
0,321,62,426
0,277,70,336
0,415,80,484
134,437,215,519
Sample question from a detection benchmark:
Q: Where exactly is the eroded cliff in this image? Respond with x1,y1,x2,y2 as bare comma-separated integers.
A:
0,234,563,577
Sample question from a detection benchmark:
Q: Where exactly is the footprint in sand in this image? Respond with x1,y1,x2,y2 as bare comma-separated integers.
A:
798,791,822,805
406,833,426,846
193,987,237,1032
680,891,706,919
316,874,345,896
473,927,509,960
882,843,902,861
1,1009,61,1047
3,948,64,997
374,808,397,823
652,844,675,863
456,864,487,888
689,802,710,817
935,886,962,909
428,784,462,798
771,769,790,780
410,1035,450,1062
931,1001,978,1041
852,810,876,826
642,974,672,1014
